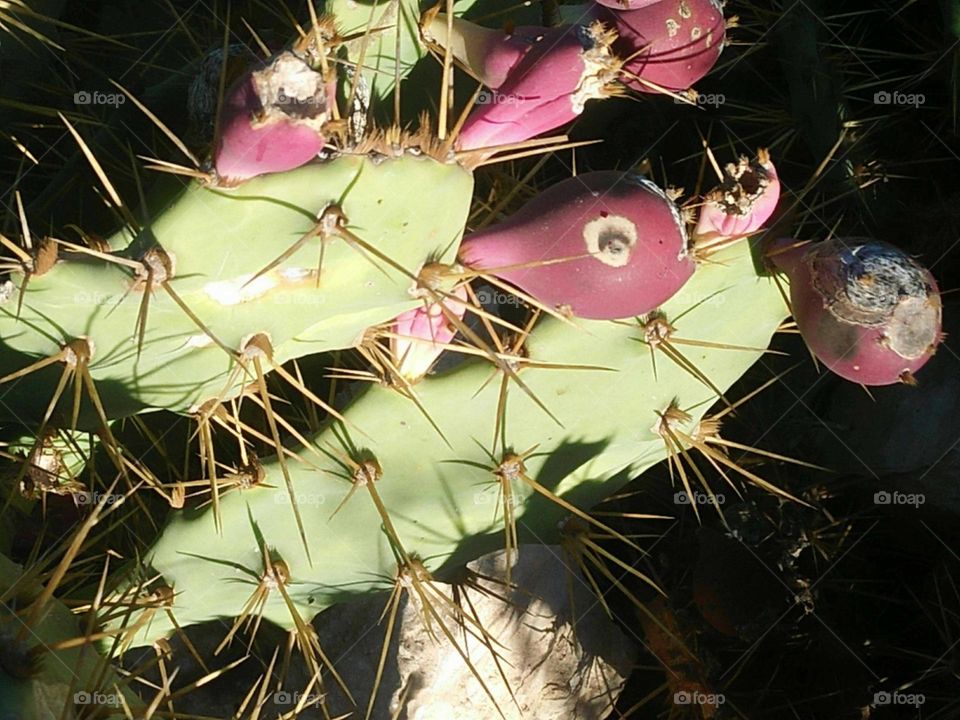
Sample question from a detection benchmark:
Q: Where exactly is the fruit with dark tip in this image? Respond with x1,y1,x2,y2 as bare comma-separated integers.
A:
459,171,694,319
456,22,622,152
768,237,942,386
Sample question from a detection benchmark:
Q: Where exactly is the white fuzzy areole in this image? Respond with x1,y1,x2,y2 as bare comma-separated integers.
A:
279,266,312,281
204,274,278,305
185,334,215,349
583,215,638,267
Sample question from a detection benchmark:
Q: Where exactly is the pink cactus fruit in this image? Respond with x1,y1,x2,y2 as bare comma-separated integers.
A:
214,50,331,183
768,238,942,386
599,0,725,93
392,285,470,382
595,0,667,9
458,171,694,320
456,22,622,152
694,148,780,244
421,12,542,90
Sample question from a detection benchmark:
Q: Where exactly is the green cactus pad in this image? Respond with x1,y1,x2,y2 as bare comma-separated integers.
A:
333,0,426,104
0,154,473,424
117,239,787,644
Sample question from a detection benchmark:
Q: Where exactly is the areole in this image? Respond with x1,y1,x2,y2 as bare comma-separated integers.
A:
583,215,638,267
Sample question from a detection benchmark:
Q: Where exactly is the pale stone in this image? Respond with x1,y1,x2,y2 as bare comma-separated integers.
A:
317,544,637,719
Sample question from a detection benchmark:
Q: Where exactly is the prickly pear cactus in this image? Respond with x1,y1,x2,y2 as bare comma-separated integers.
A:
2,0,942,717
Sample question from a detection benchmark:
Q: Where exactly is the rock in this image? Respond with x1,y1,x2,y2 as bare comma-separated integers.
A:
317,544,637,719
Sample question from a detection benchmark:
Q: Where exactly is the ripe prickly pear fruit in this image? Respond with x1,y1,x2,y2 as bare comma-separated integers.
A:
459,172,694,319
421,11,537,90
695,149,780,244
392,283,469,382
768,238,942,386
456,22,622,152
214,51,331,183
600,0,725,93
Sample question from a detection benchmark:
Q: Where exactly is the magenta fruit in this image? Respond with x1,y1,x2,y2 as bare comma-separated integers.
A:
214,51,331,183
600,0,725,93
456,22,622,152
458,171,694,319
694,148,780,244
392,286,469,382
421,12,542,90
768,238,942,386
